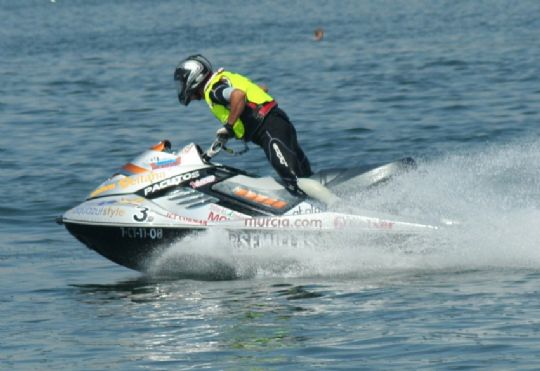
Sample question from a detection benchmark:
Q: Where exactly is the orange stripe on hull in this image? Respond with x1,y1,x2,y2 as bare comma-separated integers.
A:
233,187,288,209
122,163,148,174
271,200,287,209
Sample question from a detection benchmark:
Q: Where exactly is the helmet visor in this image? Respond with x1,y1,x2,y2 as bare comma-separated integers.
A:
175,78,190,106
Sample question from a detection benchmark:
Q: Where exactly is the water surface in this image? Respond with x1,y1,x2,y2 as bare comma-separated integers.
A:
1,0,540,369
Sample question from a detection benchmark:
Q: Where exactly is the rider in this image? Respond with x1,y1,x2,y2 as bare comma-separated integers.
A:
173,54,338,205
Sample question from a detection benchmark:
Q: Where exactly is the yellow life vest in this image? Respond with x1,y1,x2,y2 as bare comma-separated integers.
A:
203,70,274,139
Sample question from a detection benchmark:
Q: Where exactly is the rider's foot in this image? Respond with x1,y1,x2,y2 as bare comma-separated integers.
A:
297,178,340,206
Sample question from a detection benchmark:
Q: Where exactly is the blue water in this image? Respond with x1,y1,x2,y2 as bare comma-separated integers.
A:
2,0,540,369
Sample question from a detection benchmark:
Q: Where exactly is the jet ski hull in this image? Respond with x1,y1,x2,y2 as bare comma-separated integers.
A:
59,141,438,273
64,222,198,271
63,209,438,272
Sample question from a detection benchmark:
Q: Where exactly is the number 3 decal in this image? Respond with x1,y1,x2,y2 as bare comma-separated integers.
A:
134,207,149,222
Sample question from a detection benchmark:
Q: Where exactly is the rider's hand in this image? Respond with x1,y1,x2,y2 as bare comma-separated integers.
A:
216,125,235,140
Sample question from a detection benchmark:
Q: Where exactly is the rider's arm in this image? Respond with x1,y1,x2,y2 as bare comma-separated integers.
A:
226,89,246,127
210,81,246,136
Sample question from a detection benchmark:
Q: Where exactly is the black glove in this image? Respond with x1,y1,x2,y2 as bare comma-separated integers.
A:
216,124,235,139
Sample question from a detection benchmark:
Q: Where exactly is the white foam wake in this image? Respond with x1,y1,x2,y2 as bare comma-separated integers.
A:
148,139,540,279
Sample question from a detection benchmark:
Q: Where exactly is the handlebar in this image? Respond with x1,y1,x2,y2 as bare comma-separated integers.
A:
203,135,249,161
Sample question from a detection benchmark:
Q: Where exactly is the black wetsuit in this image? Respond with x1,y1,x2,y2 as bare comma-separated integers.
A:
210,81,312,189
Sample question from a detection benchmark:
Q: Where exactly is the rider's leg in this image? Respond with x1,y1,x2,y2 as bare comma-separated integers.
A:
258,111,339,205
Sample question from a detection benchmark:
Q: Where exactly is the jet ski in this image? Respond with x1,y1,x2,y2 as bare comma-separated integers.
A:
58,139,440,272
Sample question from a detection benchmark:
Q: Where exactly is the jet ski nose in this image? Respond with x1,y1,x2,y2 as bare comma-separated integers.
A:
55,216,64,225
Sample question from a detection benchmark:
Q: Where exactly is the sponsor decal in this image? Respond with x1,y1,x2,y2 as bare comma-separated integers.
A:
118,197,145,205
369,220,394,229
90,183,116,198
272,143,289,168
190,175,216,189
207,211,229,222
166,212,208,226
150,157,181,170
291,204,323,215
144,171,200,196
207,205,247,221
121,227,163,240
72,206,125,218
119,172,167,190
91,173,170,198
229,231,317,249
334,216,394,230
96,197,145,207
244,217,322,230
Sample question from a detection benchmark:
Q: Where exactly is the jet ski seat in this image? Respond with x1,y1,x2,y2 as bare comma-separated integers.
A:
211,175,299,212
227,175,284,191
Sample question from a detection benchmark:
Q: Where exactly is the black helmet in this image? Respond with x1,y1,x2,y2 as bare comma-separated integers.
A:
173,54,213,106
